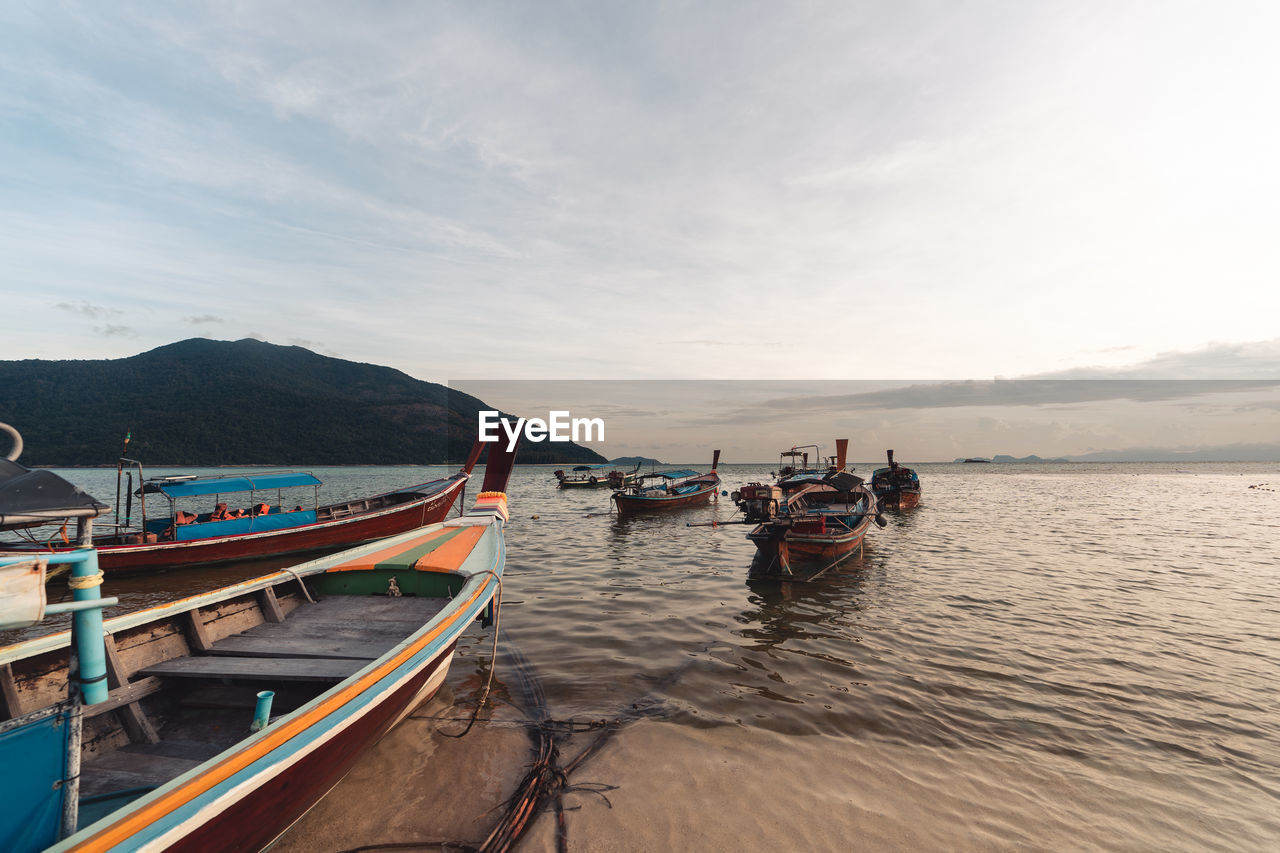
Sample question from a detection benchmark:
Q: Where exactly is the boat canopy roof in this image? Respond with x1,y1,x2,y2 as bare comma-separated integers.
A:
572,464,609,471
644,469,699,480
141,471,322,497
0,459,108,529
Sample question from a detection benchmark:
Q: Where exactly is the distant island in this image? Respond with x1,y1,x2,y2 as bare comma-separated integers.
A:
955,455,1068,463
610,456,664,467
954,447,1280,462
0,338,608,467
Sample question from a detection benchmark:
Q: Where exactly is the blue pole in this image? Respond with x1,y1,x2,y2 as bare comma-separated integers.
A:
68,548,109,705
252,691,275,732
44,597,119,616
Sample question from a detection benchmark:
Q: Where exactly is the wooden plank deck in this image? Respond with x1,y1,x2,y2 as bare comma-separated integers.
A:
141,595,450,681
83,593,456,806
208,635,407,661
141,656,366,683
206,595,449,660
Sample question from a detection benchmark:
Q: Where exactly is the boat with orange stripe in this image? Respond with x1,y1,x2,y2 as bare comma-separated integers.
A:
0,437,519,853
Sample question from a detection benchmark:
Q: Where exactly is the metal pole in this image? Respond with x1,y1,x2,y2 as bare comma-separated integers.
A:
68,535,109,706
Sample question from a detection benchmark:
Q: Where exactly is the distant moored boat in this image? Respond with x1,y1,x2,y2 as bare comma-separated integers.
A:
870,449,922,509
611,451,721,512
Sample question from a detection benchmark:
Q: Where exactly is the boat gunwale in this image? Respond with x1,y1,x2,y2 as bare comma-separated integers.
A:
51,515,504,851
15,475,467,555
0,511,483,666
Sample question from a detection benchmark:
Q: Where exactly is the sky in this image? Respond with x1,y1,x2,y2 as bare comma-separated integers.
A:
456,379,1280,462
2,2,1278,457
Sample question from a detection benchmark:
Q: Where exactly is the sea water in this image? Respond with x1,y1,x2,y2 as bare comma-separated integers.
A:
25,462,1280,851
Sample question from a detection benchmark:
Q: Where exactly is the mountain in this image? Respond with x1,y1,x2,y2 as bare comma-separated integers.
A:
0,339,607,466
992,454,1069,463
952,446,1280,463
1064,444,1280,462
610,456,664,467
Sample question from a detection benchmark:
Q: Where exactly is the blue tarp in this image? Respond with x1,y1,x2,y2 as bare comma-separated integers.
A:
0,703,73,853
174,509,318,540
142,472,322,498
645,469,699,480
146,509,319,539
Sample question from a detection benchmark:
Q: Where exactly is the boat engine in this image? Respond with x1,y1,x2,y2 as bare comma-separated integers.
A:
734,482,783,522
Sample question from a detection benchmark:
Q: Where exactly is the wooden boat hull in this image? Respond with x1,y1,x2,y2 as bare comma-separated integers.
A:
877,489,921,510
748,526,868,561
557,478,611,489
7,476,468,575
611,484,717,512
746,515,873,578
140,639,457,853
3,495,510,853
557,471,636,489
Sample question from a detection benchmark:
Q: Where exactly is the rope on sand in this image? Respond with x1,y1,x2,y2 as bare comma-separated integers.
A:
346,634,699,853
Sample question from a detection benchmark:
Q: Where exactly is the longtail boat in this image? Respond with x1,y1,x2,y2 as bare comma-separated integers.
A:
611,450,721,513
869,449,922,509
0,450,478,575
730,440,885,579
774,444,831,484
553,462,640,489
0,424,518,853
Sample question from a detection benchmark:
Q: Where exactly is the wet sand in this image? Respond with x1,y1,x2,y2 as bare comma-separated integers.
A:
274,682,533,851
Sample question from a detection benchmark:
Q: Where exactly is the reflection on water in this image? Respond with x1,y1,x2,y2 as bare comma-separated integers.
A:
741,564,871,653
13,462,1280,850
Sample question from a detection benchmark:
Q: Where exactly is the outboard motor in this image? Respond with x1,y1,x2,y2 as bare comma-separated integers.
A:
733,482,783,522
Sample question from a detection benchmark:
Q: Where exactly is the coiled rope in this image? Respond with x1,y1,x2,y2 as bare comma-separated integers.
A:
66,570,104,590
441,570,503,740
338,638,701,853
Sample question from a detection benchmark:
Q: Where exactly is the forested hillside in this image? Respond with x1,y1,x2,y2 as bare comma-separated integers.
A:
0,339,606,466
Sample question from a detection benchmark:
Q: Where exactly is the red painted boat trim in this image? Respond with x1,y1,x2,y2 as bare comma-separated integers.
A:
10,477,468,574
748,517,873,563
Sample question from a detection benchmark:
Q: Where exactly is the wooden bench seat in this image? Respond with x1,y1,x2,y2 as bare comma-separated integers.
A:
142,595,450,682
141,656,366,683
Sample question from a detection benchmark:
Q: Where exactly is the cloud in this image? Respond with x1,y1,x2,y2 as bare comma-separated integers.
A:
691,379,1280,424
56,301,119,319
96,324,136,338
184,314,223,325
1026,339,1280,380
5,3,1280,384
672,340,791,348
